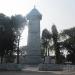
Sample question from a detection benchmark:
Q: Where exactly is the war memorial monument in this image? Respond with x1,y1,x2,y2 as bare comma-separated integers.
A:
25,7,42,64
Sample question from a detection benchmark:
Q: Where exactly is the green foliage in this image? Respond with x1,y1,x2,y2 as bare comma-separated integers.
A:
61,27,75,64
11,15,26,32
0,14,16,63
0,13,27,64
52,25,61,64
41,29,52,59
10,15,27,64
41,25,64,64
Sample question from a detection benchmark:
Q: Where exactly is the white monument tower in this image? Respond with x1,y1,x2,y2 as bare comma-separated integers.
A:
26,7,42,64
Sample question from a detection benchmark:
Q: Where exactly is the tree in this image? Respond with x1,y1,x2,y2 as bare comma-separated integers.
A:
41,25,66,64
51,25,61,64
0,13,27,64
10,15,27,64
3,29,16,63
0,13,16,64
61,27,75,64
41,29,52,62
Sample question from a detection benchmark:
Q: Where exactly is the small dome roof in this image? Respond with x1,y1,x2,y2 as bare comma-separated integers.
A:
26,7,42,20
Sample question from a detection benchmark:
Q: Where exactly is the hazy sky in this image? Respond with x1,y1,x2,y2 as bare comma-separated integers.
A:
0,0,75,46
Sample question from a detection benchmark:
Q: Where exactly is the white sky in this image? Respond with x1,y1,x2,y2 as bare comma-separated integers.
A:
0,0,75,46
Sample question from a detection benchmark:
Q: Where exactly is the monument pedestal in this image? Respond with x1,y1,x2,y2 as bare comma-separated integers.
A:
25,55,41,64
44,56,51,64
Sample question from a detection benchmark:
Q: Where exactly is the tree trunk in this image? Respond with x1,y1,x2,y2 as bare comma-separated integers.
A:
55,43,61,64
55,50,61,64
17,36,20,64
48,48,49,56
1,56,3,64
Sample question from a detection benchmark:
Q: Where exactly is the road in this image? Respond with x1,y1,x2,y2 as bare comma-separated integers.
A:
0,71,58,75
0,71,75,75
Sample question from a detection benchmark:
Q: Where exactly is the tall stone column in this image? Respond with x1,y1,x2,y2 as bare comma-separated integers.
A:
26,7,42,64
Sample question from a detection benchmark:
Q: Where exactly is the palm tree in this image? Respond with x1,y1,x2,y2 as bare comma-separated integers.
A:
51,25,61,64
41,29,52,62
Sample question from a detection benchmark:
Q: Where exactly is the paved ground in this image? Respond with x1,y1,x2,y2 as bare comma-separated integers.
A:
0,71,58,75
50,71,75,75
21,65,75,75
0,65,75,75
22,65,39,71
0,71,75,75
